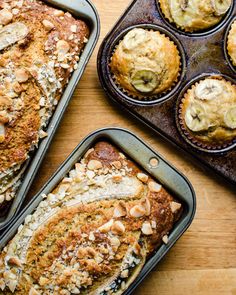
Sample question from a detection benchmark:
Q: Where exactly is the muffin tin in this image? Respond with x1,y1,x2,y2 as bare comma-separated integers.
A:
0,128,196,295
97,0,236,185
0,0,100,230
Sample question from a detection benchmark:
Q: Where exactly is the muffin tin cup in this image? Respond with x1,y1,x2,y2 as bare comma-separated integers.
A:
0,127,196,295
109,24,186,105
97,0,236,184
0,0,100,230
224,16,236,73
176,73,236,154
156,0,234,37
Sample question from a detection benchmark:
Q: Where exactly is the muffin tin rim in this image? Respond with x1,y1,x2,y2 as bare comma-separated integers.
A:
106,23,187,106
175,73,236,154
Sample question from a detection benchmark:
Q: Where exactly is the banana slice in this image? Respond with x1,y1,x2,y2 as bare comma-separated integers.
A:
131,70,158,93
185,102,209,132
195,79,223,100
224,107,236,129
211,0,231,16
0,22,29,51
169,0,194,28
122,28,147,51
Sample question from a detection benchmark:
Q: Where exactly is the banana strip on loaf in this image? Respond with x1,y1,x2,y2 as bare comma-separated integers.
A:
0,141,182,294
0,0,89,212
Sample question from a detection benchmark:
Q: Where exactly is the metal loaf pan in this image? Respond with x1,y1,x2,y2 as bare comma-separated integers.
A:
0,128,196,295
0,0,100,229
97,0,236,185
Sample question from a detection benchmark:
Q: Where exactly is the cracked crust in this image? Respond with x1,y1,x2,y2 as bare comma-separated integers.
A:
0,141,182,294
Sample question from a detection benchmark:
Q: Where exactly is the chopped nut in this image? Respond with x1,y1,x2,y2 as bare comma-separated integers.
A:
70,25,77,33
143,197,151,216
54,10,64,17
7,256,22,267
162,235,169,244
0,123,5,143
42,19,54,31
12,8,19,15
111,220,125,235
8,279,17,292
130,204,146,218
57,40,70,54
87,160,102,170
120,269,129,278
39,130,48,139
112,175,122,183
170,201,181,213
110,236,120,247
15,68,29,83
29,287,40,295
39,277,49,286
0,9,13,25
133,242,141,255
89,232,95,241
86,170,95,179
60,63,70,69
84,148,94,158
98,219,114,233
148,181,162,193
151,220,157,229
141,222,153,235
137,173,148,183
112,161,122,169
113,202,127,218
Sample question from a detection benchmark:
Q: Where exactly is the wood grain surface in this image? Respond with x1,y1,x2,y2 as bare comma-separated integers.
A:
25,0,236,294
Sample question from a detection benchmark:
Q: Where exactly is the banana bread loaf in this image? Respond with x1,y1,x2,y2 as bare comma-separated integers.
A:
0,141,182,294
0,0,89,213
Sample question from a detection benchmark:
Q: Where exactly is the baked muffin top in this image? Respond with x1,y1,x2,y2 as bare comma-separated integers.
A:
159,0,232,32
110,28,181,98
227,20,236,66
180,77,236,144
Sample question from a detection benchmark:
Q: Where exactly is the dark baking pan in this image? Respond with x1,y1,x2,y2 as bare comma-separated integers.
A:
97,0,236,185
0,0,100,229
0,127,196,294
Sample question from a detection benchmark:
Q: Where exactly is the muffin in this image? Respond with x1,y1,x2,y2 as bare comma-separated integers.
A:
110,28,181,99
159,0,232,32
178,77,236,149
227,20,236,66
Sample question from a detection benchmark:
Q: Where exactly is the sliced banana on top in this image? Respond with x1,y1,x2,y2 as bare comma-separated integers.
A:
131,70,158,94
0,22,29,51
211,0,231,16
122,28,148,51
185,102,210,132
224,106,236,129
194,79,223,100
169,0,194,28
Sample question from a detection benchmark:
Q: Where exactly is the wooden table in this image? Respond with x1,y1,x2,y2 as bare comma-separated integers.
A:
27,0,236,294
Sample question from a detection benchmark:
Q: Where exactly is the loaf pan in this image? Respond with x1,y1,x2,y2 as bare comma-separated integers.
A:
0,127,196,295
0,0,100,229
97,0,236,185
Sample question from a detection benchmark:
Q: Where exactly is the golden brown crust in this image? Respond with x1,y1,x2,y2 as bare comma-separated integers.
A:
179,77,236,147
110,28,181,99
0,0,89,212
0,141,182,294
159,0,232,32
227,20,236,66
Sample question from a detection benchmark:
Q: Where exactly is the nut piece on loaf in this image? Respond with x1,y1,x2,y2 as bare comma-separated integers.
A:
0,141,182,294
0,0,89,213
